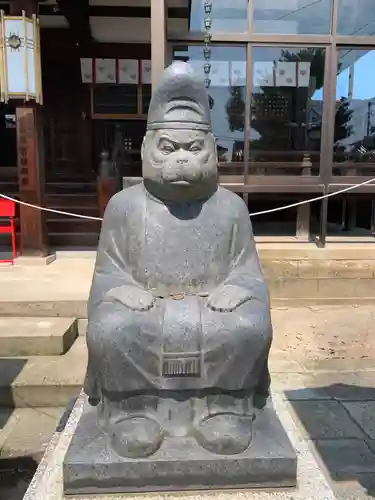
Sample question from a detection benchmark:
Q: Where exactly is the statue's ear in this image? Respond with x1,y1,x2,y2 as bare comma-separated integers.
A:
141,136,146,160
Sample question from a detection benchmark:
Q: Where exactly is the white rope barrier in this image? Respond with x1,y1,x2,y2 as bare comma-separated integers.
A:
1,176,375,220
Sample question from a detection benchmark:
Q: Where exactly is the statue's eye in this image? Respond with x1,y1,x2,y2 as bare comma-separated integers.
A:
190,144,202,153
160,143,175,154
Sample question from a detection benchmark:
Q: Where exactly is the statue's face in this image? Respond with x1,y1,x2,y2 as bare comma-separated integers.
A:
142,129,218,190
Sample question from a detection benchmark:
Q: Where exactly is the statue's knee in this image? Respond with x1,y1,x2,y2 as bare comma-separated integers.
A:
87,309,126,353
238,312,272,343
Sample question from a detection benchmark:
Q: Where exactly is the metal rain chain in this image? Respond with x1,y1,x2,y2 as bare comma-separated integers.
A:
203,0,212,89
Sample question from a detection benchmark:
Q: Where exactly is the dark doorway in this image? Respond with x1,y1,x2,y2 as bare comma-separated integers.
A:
93,120,147,179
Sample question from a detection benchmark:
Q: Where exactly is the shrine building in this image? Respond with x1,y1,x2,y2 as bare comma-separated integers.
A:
1,0,375,256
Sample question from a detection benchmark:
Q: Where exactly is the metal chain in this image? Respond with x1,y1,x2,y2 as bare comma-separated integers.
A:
203,1,212,89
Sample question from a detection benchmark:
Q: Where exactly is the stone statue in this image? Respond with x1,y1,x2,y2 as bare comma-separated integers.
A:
64,62,296,495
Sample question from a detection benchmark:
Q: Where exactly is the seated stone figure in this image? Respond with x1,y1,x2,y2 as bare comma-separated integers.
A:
85,62,273,460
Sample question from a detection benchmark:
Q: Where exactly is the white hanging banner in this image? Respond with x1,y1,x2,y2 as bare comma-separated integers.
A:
297,62,311,87
230,61,246,86
95,58,116,84
210,61,229,86
80,58,93,83
118,59,139,84
141,60,151,84
275,61,297,87
253,61,274,87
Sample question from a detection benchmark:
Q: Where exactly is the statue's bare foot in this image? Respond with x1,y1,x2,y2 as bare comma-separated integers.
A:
110,416,164,458
193,414,252,455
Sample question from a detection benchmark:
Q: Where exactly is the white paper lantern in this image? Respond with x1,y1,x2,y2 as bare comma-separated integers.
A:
0,10,43,103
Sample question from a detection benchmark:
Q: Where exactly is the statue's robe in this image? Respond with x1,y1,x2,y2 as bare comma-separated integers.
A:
85,183,272,408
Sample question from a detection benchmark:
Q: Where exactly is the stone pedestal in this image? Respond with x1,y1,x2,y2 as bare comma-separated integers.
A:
63,400,297,496
22,392,338,500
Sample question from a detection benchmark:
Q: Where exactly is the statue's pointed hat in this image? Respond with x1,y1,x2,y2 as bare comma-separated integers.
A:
147,61,212,131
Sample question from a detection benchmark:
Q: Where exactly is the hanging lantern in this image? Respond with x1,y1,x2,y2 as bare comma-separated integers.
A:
204,1,212,15
203,32,212,44
203,47,211,60
202,0,212,89
0,10,43,104
204,16,212,29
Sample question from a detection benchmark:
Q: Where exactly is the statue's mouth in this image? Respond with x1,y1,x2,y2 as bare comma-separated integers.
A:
169,180,192,186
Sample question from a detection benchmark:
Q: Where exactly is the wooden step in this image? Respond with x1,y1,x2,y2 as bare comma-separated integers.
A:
46,207,101,219
46,194,98,208
48,232,99,248
46,182,97,195
0,166,17,180
46,169,96,183
0,317,78,356
2,182,18,192
47,219,102,233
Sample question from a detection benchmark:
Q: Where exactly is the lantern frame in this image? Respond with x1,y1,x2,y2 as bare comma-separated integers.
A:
0,10,43,104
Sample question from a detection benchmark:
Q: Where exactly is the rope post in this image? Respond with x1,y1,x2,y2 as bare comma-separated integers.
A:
318,186,329,248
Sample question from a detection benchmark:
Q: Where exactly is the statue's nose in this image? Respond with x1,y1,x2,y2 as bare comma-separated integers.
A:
176,158,188,165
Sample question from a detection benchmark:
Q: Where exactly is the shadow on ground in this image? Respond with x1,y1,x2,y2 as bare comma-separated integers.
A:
0,393,77,500
0,456,38,500
286,383,375,497
0,358,27,422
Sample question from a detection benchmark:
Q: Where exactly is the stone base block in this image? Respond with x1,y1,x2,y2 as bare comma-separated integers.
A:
63,402,297,496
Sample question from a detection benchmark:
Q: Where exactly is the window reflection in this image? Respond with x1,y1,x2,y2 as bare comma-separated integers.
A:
250,47,325,176
189,0,248,33
252,0,332,35
333,49,375,176
337,0,375,36
174,45,246,179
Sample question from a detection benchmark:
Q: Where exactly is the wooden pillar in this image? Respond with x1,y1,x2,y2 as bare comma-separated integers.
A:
11,0,48,256
151,0,166,88
296,203,311,240
16,106,48,256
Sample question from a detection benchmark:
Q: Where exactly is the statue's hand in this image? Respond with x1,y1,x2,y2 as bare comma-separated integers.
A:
207,285,251,312
105,285,155,311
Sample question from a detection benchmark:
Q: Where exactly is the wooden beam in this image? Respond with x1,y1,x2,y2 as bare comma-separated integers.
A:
10,0,38,16
39,5,188,19
40,29,152,59
187,0,192,30
56,0,92,47
151,0,166,88
16,105,48,256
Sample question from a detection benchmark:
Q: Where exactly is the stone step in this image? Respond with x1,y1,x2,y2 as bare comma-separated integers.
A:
0,337,86,408
0,317,78,357
0,407,65,461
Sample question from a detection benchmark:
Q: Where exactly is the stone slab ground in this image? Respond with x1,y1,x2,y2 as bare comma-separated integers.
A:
1,305,375,409
1,251,375,499
2,246,375,317
0,305,373,498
